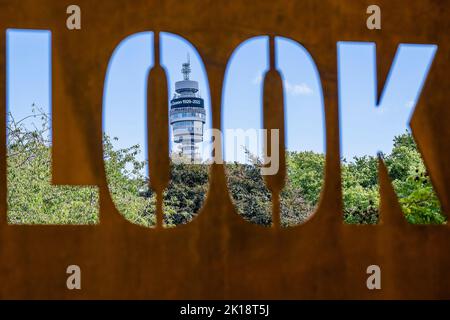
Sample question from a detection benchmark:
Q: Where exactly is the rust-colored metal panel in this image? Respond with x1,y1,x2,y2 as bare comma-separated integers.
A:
0,0,449,299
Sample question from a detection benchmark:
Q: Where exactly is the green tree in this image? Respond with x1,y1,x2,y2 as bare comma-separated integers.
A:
7,110,98,224
7,108,445,227
103,134,154,226
225,150,317,227
387,132,445,224
341,155,380,224
226,162,272,226
286,151,325,205
163,163,208,226
341,131,445,225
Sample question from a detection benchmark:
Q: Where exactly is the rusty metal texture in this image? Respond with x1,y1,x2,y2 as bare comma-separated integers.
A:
0,0,449,299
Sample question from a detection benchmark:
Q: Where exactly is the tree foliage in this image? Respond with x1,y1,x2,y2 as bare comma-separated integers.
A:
7,109,98,224
7,108,445,226
343,132,445,224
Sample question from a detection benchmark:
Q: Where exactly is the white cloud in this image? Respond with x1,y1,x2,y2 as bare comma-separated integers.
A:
405,100,416,109
252,73,314,96
284,80,313,96
252,74,263,85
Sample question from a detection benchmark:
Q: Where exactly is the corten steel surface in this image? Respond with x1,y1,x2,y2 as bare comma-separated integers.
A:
0,0,449,299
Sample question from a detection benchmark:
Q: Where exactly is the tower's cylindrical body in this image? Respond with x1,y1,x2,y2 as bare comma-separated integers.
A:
169,60,206,162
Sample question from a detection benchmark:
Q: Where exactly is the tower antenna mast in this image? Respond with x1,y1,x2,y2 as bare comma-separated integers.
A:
181,53,191,80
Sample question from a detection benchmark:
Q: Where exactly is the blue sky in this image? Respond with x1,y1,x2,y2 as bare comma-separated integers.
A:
222,36,325,162
6,29,437,164
7,30,51,130
338,42,436,160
